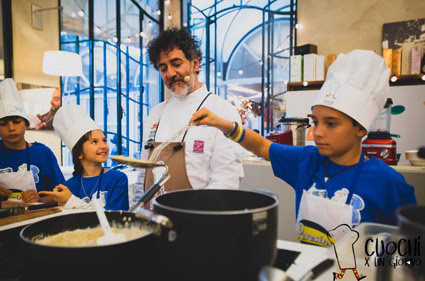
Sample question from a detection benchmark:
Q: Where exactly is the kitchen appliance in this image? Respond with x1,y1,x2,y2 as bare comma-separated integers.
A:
20,189,278,281
362,98,397,165
266,117,310,146
281,117,310,146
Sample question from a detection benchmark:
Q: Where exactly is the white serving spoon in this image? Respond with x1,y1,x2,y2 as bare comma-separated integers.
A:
92,199,126,246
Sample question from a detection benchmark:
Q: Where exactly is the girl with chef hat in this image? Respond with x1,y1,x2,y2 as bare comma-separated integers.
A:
40,104,129,211
0,78,64,203
190,50,416,248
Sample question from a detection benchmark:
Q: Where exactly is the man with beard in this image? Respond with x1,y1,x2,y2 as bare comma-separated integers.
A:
134,28,243,207
35,88,61,130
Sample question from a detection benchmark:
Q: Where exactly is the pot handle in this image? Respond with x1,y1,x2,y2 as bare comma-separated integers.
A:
135,209,176,241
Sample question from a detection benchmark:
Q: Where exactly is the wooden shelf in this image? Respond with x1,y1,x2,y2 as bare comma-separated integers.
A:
287,74,425,91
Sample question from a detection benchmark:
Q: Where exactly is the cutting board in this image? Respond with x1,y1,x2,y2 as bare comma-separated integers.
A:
0,201,62,226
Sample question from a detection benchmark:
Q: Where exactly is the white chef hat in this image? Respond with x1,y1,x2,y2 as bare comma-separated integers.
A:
53,104,100,151
0,78,29,123
312,49,390,131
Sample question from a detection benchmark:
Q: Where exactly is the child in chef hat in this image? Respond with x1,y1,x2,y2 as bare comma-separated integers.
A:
39,104,129,211
0,78,64,203
190,50,416,246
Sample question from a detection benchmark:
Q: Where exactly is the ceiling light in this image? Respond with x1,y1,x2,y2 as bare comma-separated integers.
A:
168,14,172,20
295,23,303,30
78,9,85,17
303,81,308,86
71,12,76,18
94,26,101,34
43,51,83,77
238,69,243,75
390,76,397,82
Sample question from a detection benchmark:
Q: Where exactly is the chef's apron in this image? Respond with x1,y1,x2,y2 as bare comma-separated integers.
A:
143,93,212,209
296,154,365,247
0,142,37,200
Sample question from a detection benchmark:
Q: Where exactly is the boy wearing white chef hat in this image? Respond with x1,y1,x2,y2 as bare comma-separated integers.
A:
0,78,64,203
40,104,129,211
190,50,416,248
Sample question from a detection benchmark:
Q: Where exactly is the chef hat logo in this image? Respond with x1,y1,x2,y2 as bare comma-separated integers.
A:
323,81,342,105
313,50,390,131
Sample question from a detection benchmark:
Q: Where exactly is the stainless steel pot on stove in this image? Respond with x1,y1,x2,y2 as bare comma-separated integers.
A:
279,117,310,146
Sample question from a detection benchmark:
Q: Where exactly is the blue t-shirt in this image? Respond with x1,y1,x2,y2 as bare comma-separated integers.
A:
0,140,65,192
269,143,416,225
64,169,129,211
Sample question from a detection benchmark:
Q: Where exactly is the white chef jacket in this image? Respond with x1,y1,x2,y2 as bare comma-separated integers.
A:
134,84,244,202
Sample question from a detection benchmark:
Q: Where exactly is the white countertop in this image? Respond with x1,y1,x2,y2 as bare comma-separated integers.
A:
242,158,425,174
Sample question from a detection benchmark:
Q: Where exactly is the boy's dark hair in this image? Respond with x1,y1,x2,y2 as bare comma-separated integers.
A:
0,116,30,127
147,28,202,74
71,130,106,176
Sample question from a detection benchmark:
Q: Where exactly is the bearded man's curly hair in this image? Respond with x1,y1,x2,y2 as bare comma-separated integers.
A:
147,28,202,74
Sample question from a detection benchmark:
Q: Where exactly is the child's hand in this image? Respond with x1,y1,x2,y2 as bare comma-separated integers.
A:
0,186,12,197
21,190,40,203
189,107,221,127
39,184,72,204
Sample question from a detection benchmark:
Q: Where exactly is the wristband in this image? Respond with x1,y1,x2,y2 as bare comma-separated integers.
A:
231,123,243,142
224,121,238,138
236,128,246,143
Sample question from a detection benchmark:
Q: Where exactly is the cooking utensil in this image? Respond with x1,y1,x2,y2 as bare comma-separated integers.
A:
152,189,278,280
92,199,126,245
20,211,167,280
0,202,59,218
259,258,334,281
110,155,166,168
130,167,170,211
377,206,425,281
20,189,278,281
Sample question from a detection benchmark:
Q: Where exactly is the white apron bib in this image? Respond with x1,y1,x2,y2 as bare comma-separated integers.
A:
296,189,353,247
0,142,37,200
0,169,36,192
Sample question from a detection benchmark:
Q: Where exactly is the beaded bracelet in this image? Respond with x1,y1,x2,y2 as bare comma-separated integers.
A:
224,121,238,138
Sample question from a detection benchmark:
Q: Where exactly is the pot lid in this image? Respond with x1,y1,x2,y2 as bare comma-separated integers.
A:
279,117,309,124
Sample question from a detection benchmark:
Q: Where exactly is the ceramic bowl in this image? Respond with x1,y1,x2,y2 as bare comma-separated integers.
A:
405,150,425,166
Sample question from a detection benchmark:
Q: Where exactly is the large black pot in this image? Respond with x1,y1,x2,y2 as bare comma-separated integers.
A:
152,189,278,281
20,211,163,281
20,189,278,281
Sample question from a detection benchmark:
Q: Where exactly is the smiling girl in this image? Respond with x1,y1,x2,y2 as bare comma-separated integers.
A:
40,105,129,211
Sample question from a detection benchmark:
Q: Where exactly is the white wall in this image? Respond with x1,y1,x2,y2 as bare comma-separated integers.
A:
297,0,425,57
